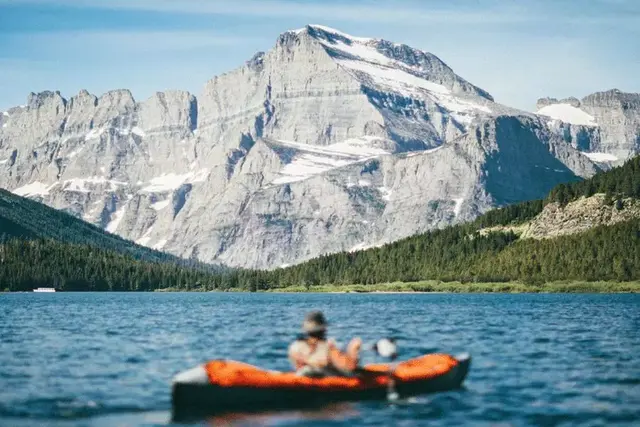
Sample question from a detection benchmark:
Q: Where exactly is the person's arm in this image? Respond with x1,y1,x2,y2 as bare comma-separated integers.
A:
328,337,361,372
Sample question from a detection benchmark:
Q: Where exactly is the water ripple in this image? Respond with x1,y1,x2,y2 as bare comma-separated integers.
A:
1,293,639,426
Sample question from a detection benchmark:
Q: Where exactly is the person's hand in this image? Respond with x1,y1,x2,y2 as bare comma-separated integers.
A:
348,337,362,353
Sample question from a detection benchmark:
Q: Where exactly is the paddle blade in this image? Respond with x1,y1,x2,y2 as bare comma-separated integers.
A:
374,338,397,359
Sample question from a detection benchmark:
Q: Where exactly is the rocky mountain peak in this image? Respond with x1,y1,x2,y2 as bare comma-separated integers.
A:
537,89,640,112
27,90,66,110
305,24,371,42
246,51,265,71
0,24,637,269
535,88,639,163
98,89,136,109
536,96,581,110
69,89,98,109
581,89,640,109
288,25,493,102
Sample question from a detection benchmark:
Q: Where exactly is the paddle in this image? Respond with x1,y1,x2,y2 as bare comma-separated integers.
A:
371,338,399,401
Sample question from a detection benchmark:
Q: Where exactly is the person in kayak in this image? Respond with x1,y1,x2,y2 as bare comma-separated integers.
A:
288,311,362,377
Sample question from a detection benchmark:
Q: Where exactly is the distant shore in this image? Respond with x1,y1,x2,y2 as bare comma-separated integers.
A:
154,280,640,293
265,281,640,293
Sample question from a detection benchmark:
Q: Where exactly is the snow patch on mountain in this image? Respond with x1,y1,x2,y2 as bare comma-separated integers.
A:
63,177,127,193
580,152,618,163
311,25,493,123
436,96,492,123
152,239,168,250
136,226,154,246
404,146,445,157
453,198,464,217
151,200,171,211
106,204,127,233
141,170,209,193
337,59,449,95
13,182,58,197
271,137,390,185
346,178,372,188
378,186,392,201
85,128,105,140
308,24,373,43
537,104,597,126
67,148,83,159
119,126,146,137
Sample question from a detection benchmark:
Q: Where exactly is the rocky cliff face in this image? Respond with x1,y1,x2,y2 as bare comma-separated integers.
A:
0,24,631,269
481,194,640,240
536,89,640,163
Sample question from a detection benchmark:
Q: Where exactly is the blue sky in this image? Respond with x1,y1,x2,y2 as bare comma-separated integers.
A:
0,0,638,112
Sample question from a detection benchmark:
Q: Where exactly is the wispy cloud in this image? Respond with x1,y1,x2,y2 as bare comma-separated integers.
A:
3,0,638,29
0,0,562,26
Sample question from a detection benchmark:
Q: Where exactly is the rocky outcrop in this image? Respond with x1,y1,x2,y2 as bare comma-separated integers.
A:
0,24,630,269
479,193,640,240
536,96,581,110
521,194,640,239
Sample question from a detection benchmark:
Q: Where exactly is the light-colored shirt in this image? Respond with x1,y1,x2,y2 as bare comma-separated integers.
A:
289,339,330,370
288,338,358,377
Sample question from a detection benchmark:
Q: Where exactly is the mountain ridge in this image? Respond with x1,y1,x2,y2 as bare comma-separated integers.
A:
1,24,638,269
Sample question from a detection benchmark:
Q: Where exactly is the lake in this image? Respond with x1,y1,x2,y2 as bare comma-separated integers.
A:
1,293,639,426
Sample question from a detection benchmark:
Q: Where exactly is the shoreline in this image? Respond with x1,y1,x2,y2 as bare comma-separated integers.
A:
12,281,635,294
152,280,640,294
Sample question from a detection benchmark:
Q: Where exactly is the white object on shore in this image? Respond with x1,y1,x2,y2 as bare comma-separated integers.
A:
33,287,56,292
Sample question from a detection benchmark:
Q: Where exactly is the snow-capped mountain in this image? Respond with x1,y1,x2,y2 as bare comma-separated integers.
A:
536,90,640,164
0,25,636,269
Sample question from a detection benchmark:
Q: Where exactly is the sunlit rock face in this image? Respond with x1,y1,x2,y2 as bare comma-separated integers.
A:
5,24,634,269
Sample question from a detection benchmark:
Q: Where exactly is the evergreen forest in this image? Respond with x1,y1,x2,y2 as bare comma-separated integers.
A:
1,156,639,291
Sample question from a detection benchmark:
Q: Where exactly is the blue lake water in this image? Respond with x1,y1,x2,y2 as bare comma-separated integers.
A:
1,292,639,426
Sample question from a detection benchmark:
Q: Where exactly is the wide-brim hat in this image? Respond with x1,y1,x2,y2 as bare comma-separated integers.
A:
302,311,328,333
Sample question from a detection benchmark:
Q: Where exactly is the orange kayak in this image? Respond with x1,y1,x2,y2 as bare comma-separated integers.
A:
171,353,470,419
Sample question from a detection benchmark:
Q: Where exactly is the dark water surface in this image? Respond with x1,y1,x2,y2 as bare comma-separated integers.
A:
1,293,639,426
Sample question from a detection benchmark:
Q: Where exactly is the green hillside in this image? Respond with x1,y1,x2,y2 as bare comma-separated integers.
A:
0,239,231,291
0,188,233,291
258,218,639,287
0,189,226,290
0,188,225,275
